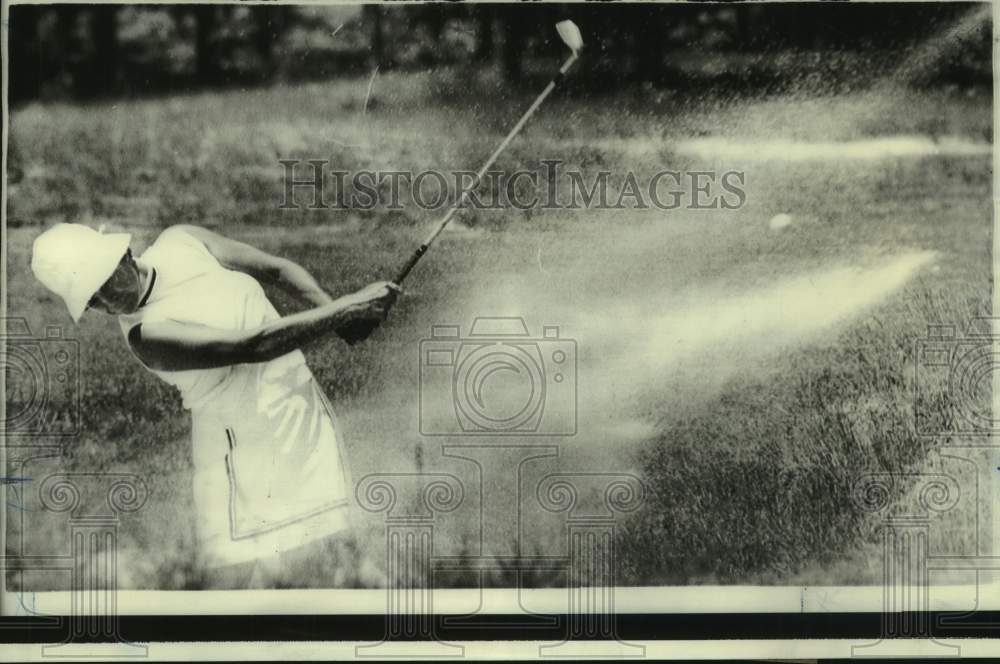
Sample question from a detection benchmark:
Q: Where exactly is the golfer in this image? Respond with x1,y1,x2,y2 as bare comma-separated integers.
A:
31,223,398,587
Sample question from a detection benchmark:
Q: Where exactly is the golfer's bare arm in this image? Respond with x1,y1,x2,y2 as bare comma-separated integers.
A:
170,224,334,306
129,290,388,371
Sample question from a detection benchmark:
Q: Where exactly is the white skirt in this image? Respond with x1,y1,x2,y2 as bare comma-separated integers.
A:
190,379,353,568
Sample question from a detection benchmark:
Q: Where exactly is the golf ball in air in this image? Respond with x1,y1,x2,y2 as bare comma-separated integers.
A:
769,213,793,230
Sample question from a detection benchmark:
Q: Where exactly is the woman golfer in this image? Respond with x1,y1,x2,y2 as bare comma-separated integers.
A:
31,223,398,586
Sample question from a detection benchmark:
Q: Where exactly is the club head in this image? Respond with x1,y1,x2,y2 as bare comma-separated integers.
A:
556,20,584,54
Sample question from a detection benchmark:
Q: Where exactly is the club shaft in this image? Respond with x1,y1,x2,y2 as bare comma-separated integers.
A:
394,52,579,285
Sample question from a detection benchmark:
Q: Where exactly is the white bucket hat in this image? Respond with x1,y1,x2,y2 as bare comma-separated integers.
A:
31,223,132,322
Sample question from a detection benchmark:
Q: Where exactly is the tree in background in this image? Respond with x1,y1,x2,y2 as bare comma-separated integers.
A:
193,5,221,84
498,5,526,81
474,5,495,62
253,5,292,80
7,3,991,105
89,6,120,95
9,5,41,102
363,4,385,68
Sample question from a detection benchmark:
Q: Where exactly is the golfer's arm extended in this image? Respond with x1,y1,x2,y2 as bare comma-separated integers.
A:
171,224,334,307
129,297,366,371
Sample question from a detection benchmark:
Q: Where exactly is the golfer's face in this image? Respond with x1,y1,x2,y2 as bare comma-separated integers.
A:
89,256,142,315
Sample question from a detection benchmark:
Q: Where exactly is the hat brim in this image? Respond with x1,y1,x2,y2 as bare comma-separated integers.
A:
66,232,132,322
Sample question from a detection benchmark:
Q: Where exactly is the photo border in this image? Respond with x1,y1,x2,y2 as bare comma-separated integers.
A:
2,0,999,659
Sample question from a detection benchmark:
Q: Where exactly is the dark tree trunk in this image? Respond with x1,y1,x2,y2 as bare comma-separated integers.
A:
364,5,385,68
423,6,446,44
90,6,119,95
631,5,663,83
57,6,85,97
9,5,41,102
254,5,289,81
500,10,524,81
194,5,221,85
474,6,494,61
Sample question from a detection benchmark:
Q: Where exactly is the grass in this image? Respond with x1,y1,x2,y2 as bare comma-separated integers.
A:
5,65,992,589
618,280,990,585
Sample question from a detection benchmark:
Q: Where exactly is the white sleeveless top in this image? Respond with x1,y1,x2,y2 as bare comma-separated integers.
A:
119,227,350,566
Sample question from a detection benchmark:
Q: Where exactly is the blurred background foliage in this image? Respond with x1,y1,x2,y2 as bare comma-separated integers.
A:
10,2,992,105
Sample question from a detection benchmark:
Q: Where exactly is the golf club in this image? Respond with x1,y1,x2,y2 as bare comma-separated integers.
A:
338,20,585,345
393,19,584,286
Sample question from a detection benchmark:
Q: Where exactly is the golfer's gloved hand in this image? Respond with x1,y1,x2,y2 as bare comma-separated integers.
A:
361,281,400,308
337,281,401,345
